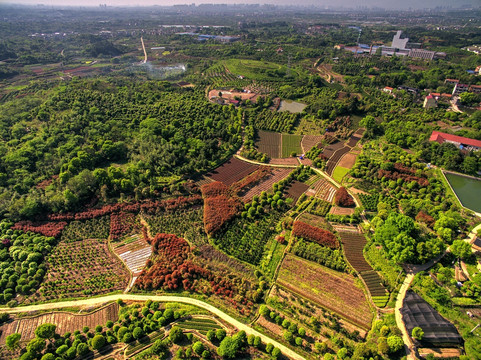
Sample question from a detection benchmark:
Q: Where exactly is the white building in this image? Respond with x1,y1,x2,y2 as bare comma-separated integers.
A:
391,30,409,49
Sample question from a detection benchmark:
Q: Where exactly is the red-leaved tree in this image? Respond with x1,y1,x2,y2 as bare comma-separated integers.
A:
334,187,355,207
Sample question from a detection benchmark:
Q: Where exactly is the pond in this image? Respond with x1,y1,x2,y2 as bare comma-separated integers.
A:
444,172,481,213
278,100,307,113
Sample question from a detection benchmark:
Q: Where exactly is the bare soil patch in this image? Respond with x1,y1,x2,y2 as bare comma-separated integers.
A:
338,152,358,169
330,206,355,216
268,158,299,166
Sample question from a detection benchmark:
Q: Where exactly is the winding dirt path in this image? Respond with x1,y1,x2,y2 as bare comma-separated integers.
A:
0,295,306,360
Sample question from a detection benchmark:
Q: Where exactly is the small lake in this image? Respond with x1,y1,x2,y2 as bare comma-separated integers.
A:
445,172,481,213
278,100,307,113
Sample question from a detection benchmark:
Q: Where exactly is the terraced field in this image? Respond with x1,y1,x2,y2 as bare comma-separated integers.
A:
326,146,351,175
346,128,365,147
337,231,388,306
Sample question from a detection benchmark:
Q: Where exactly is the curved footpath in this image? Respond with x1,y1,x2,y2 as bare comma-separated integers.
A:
0,294,306,360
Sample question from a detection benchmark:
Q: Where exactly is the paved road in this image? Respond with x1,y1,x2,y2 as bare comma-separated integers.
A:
0,294,305,360
395,274,416,360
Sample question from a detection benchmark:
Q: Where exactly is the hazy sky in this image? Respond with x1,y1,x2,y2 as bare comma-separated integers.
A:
4,0,479,9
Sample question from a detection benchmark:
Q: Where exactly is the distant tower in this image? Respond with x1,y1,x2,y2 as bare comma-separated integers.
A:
287,53,292,77
356,29,362,45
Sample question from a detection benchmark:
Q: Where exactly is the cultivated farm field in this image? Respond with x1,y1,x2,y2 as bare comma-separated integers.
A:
144,208,207,245
0,303,119,345
277,254,372,329
283,181,309,203
301,135,323,153
31,239,129,301
281,134,302,157
240,168,291,202
208,157,259,186
256,130,282,158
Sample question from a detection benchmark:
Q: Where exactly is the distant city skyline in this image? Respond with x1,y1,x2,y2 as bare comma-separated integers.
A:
3,0,480,9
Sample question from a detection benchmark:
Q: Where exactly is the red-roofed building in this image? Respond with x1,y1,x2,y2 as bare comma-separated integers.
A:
445,79,459,86
424,94,437,108
382,86,394,94
429,131,481,151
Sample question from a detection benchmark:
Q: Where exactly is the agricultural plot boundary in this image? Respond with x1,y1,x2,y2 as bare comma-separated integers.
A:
337,231,389,307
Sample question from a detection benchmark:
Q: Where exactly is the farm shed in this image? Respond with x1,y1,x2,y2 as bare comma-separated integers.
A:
401,291,463,347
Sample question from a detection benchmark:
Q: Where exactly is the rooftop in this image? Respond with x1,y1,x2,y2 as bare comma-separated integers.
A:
429,131,481,148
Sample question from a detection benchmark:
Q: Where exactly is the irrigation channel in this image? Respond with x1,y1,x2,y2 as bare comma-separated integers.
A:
0,295,306,360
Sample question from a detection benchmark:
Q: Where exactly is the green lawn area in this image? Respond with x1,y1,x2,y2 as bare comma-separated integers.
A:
332,166,350,183
223,59,286,81
281,134,302,157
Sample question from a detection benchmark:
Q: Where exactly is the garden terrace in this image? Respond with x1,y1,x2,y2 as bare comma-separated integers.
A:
207,157,259,186
212,210,282,266
196,244,256,280
247,108,299,133
230,167,272,195
298,213,333,231
0,303,119,345
277,254,372,330
32,239,129,300
110,212,141,241
45,196,203,222
135,233,256,314
12,221,67,238
60,216,110,242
